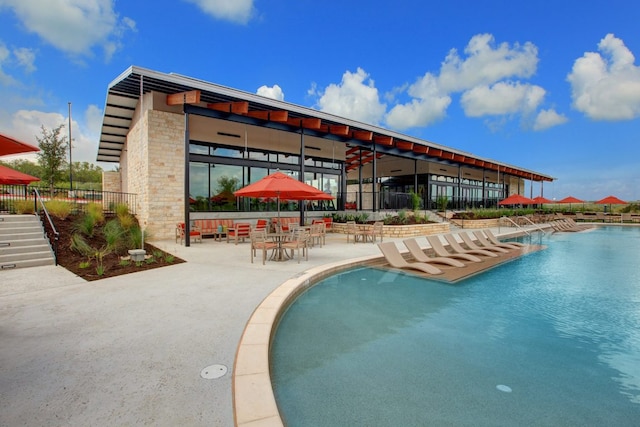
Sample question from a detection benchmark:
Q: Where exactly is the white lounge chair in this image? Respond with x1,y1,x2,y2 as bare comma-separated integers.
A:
472,230,521,250
377,242,443,275
459,231,509,254
403,238,465,267
425,235,482,263
483,229,527,247
443,233,497,258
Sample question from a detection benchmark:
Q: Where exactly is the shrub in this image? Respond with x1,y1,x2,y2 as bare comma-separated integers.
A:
45,200,73,219
14,200,34,214
86,203,105,224
103,219,126,253
74,214,96,237
70,233,94,257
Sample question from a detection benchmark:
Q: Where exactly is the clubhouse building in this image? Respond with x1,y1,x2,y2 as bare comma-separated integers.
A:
98,66,553,241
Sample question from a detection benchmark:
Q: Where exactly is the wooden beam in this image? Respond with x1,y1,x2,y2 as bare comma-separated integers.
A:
413,145,429,154
166,90,201,105
373,135,393,146
352,130,373,141
345,146,361,156
287,117,322,129
246,110,288,121
396,140,414,151
207,101,249,114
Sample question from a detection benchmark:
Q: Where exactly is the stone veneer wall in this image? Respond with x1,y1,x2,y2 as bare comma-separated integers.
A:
331,222,450,237
102,171,120,193
122,109,185,241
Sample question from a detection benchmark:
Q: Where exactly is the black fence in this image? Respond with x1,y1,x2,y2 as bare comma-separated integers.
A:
0,185,137,215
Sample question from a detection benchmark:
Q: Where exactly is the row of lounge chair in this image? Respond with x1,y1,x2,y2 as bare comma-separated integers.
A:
378,229,527,276
550,218,593,232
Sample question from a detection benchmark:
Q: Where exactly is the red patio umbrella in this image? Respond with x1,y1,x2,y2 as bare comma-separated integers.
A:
532,196,552,204
0,133,39,157
595,195,627,213
498,194,535,206
557,196,583,204
0,164,41,184
234,171,333,220
595,195,627,205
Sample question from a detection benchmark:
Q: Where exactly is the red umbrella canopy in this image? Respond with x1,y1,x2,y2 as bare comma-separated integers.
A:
498,194,535,205
0,164,40,184
558,196,583,204
532,196,552,204
234,171,333,201
0,133,39,157
595,195,627,205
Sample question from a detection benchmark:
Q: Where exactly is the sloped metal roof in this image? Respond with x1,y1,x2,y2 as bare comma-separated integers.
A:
97,65,554,182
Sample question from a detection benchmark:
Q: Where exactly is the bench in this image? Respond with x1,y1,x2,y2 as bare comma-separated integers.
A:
272,217,301,232
193,219,235,240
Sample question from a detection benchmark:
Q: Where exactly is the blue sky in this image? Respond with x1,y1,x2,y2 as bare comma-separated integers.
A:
1,0,640,201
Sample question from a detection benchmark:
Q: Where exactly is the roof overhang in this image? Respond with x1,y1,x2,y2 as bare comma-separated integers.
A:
97,65,554,182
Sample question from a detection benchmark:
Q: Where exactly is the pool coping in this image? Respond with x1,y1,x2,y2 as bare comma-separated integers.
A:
232,253,381,426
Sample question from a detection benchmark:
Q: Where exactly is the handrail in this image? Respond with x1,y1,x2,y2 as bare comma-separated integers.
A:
516,215,549,234
500,216,531,235
32,188,59,266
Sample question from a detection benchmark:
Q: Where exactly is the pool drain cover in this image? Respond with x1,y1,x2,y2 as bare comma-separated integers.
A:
496,384,512,393
201,364,227,379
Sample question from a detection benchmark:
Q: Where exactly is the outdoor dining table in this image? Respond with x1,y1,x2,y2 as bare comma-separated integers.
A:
266,232,292,261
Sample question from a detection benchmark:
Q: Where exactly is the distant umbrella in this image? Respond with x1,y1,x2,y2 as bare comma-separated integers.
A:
498,194,535,206
595,195,627,205
532,196,552,204
595,195,627,213
557,196,583,204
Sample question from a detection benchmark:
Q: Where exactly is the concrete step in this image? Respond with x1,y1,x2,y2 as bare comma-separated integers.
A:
0,257,56,270
0,231,48,241
0,238,50,248
0,225,44,235
0,250,54,264
0,214,39,223
0,243,52,255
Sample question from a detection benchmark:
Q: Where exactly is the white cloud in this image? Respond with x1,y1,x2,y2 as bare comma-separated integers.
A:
533,108,568,131
315,68,386,125
257,84,284,101
567,34,640,120
461,81,545,117
0,41,16,85
438,33,539,93
385,73,451,129
380,33,544,130
184,0,255,24
13,47,36,72
1,107,101,164
0,0,135,59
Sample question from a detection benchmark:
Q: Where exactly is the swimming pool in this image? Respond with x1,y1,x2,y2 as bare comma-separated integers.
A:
271,227,640,426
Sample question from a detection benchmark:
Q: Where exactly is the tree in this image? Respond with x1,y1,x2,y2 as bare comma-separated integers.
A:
36,125,68,194
0,159,43,178
72,161,103,184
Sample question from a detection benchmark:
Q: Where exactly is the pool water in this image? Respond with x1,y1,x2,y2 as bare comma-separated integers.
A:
271,227,640,426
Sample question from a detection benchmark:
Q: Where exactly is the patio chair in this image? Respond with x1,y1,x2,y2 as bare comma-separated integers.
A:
282,228,309,263
250,229,277,265
472,230,521,250
483,229,527,248
425,235,482,263
176,222,201,245
227,223,251,244
255,219,268,231
443,233,497,258
345,220,366,243
361,221,384,243
402,238,465,267
459,231,509,254
309,222,325,247
377,242,442,275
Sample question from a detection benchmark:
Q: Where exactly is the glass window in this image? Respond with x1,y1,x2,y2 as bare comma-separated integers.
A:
209,164,243,211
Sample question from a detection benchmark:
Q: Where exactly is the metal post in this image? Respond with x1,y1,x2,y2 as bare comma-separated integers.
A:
68,102,73,191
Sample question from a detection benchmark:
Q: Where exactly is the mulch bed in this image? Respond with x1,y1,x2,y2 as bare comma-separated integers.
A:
43,213,184,281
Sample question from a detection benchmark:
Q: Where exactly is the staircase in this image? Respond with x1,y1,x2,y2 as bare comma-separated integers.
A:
0,214,56,270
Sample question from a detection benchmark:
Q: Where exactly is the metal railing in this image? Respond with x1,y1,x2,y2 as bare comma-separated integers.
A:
33,188,59,266
0,185,137,215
